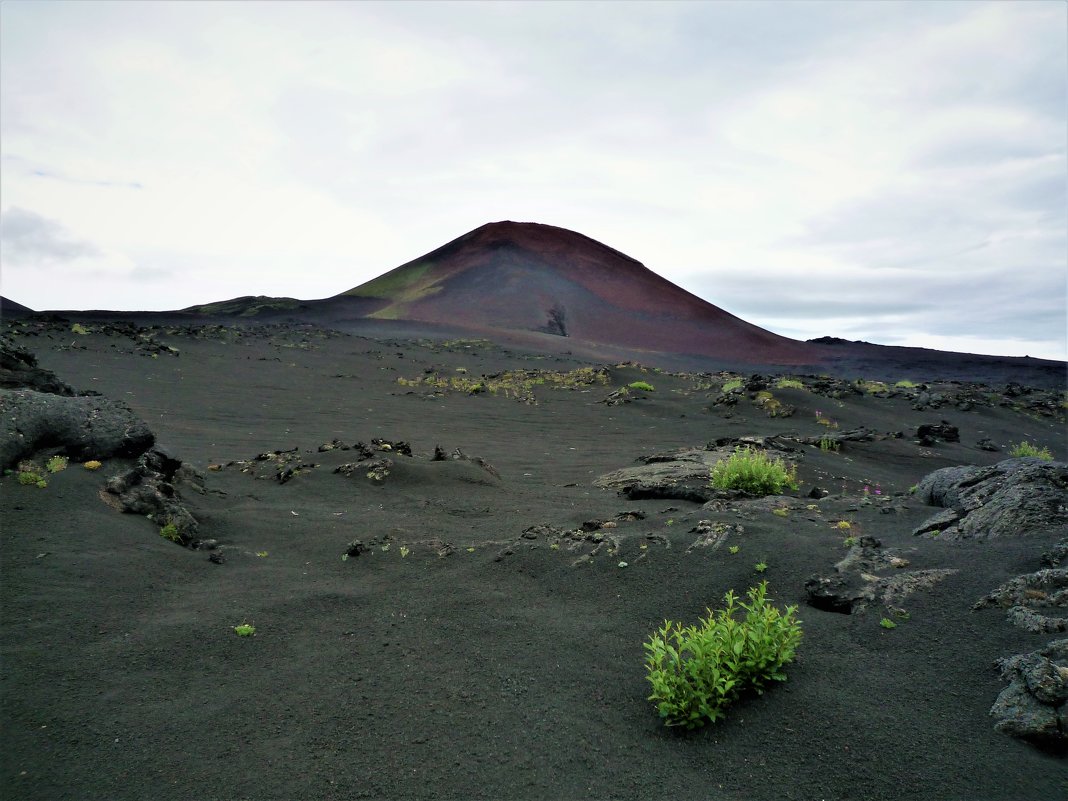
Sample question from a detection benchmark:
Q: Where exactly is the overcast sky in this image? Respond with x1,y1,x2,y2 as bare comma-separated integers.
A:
1,1,1065,360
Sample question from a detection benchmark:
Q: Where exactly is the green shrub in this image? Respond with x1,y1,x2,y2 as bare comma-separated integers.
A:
710,448,798,496
159,523,182,543
858,380,888,394
1008,442,1054,461
775,378,804,390
233,623,256,637
46,455,68,473
894,380,918,389
879,618,897,630
628,381,655,392
644,582,802,728
71,323,90,335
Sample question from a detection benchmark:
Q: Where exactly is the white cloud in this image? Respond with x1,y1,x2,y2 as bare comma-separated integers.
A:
0,0,1063,359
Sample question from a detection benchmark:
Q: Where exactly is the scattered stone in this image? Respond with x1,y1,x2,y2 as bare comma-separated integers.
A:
990,639,1068,753
916,421,960,446
601,388,632,406
371,438,412,456
806,535,956,614
365,457,393,482
686,520,743,553
805,573,876,614
0,337,75,395
913,458,1068,541
794,427,878,448
318,439,350,452
976,438,999,452
233,449,318,482
345,540,365,558
595,444,777,503
103,447,204,545
1042,540,1068,568
435,447,500,480
975,569,1068,633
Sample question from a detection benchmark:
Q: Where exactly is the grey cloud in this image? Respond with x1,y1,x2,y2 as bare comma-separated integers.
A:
0,207,101,266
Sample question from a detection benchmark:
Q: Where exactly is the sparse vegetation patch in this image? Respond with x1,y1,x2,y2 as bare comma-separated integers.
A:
644,582,802,728
1008,442,1054,461
711,448,798,496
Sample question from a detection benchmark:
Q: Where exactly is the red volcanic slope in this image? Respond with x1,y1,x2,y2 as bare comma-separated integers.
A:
340,221,819,364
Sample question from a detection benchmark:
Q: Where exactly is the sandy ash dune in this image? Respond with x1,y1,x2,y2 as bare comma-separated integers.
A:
1,316,1065,801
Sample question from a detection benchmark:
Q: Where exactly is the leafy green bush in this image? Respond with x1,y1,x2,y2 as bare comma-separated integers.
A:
628,381,655,392
710,448,798,495
894,380,918,389
46,455,68,473
721,378,743,393
1008,441,1054,461
233,623,256,637
71,323,90,335
775,378,804,390
644,582,802,728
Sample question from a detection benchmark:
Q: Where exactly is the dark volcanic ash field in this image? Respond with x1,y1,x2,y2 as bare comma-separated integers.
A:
1,316,1066,801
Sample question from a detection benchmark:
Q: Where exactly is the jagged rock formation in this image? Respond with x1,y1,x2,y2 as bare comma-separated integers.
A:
103,447,205,545
990,639,1068,753
912,458,1068,541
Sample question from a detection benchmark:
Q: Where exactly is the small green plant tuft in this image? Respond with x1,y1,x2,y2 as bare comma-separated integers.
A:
775,378,804,390
772,507,789,518
643,582,802,728
879,618,897,630
233,623,256,637
83,460,103,471
843,536,858,547
159,523,182,543
628,381,655,392
46,455,69,473
721,378,743,393
710,448,798,496
894,380,918,389
71,323,90,335
728,545,740,554
1008,441,1054,461
754,562,768,573
17,471,43,486
819,436,839,453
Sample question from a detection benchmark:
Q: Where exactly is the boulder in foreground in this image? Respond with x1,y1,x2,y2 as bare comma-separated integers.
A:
991,639,1068,753
0,388,154,470
913,458,1068,540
